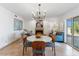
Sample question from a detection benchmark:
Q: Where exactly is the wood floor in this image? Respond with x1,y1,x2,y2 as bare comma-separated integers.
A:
0,39,79,56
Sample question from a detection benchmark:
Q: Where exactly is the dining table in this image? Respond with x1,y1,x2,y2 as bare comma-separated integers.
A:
23,35,56,56
26,35,53,47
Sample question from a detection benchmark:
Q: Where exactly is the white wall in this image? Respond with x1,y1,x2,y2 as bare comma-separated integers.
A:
43,17,60,34
23,17,63,34
0,6,24,49
23,20,36,34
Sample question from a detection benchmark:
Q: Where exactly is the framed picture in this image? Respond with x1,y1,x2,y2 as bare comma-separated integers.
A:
14,18,23,31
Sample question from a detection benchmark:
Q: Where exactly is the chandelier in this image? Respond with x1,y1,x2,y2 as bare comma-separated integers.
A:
32,4,46,21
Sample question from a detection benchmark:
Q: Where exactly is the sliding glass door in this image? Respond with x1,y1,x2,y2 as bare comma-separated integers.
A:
66,16,79,50
66,19,73,46
73,16,79,49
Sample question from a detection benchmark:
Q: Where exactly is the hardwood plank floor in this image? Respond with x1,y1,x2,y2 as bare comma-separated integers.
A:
0,39,79,56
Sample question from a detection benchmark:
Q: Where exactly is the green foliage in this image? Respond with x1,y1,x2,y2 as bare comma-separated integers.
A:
73,21,79,33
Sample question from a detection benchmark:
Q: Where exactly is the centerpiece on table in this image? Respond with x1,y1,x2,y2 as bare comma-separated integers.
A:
35,32,42,38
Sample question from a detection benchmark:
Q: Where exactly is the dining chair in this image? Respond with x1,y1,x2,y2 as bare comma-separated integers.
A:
49,34,56,56
22,35,27,56
32,41,45,56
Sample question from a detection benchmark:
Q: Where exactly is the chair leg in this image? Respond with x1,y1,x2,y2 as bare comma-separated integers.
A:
23,46,24,56
53,42,56,56
26,47,27,51
52,47,53,51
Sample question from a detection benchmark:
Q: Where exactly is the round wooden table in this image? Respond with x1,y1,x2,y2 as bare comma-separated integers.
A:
27,35,52,42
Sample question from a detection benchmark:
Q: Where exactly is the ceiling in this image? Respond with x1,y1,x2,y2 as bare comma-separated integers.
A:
0,3,79,20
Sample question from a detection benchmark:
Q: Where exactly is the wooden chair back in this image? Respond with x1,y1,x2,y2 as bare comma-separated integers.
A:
32,41,45,50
